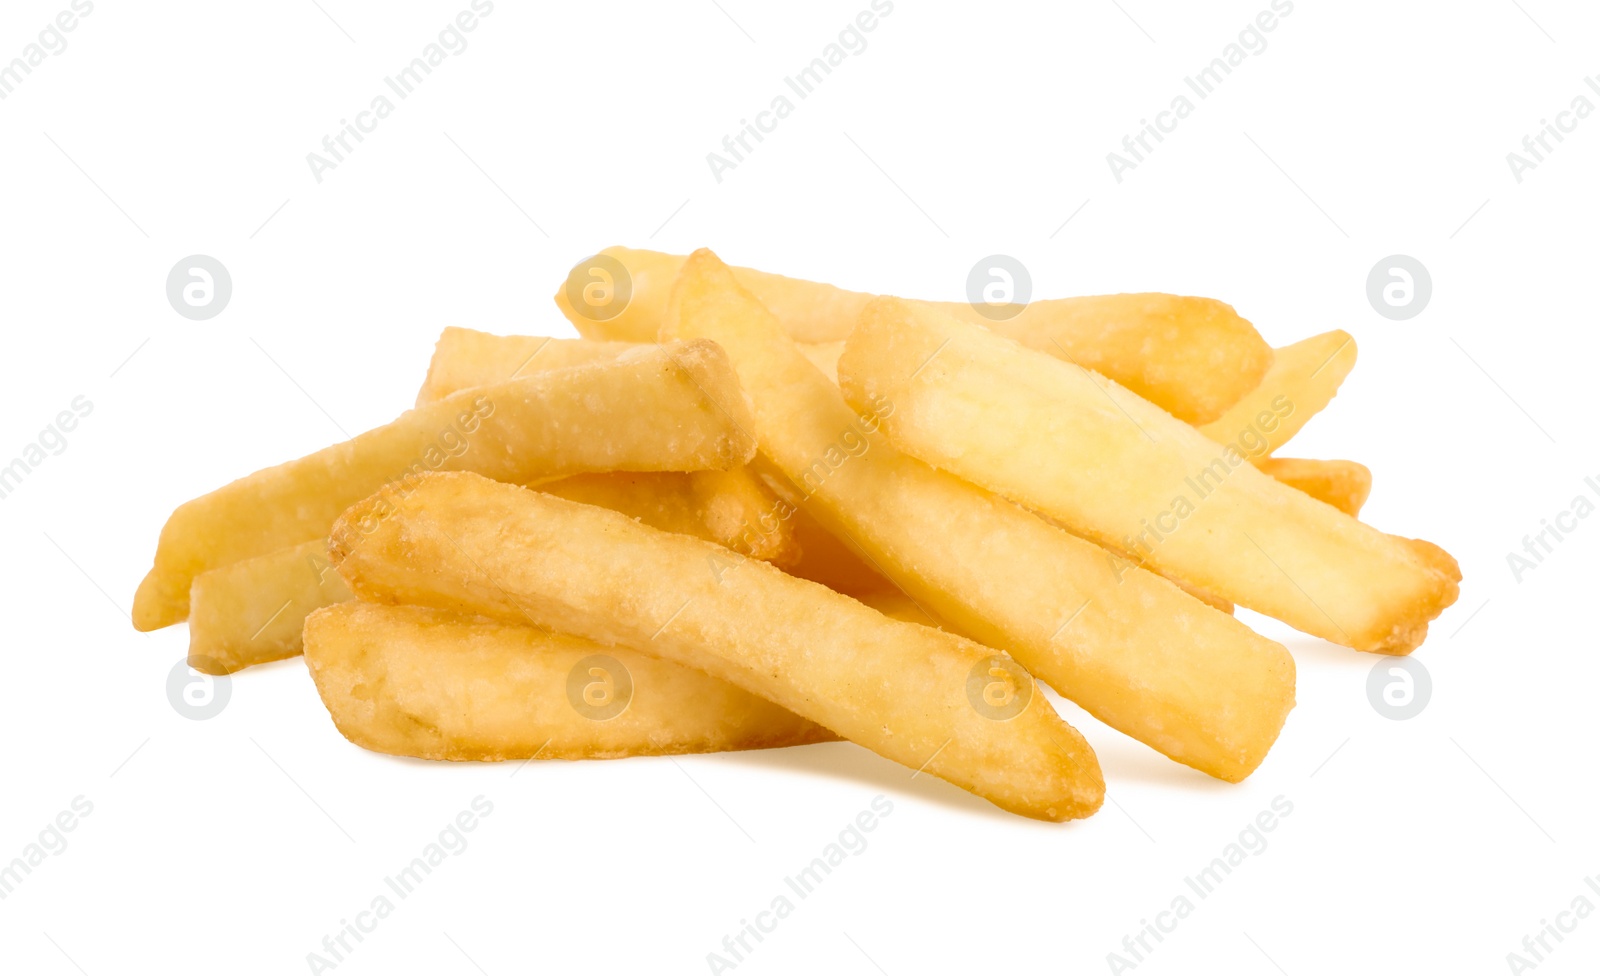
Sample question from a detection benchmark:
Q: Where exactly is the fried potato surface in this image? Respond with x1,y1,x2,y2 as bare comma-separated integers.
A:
839,299,1457,653
186,539,351,674
186,465,796,675
330,471,1105,822
540,468,799,567
1256,458,1372,518
133,340,754,630
663,249,1295,782
304,602,836,761
414,327,638,406
1199,330,1357,455
559,246,1271,424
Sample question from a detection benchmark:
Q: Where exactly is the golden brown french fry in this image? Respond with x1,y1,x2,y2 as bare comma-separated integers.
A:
304,603,837,761
1256,458,1372,518
185,466,798,675
414,327,638,406
186,539,350,675
663,249,1294,782
839,299,1458,653
132,341,755,631
330,472,1105,822
1199,330,1357,455
412,328,798,565
558,246,1272,424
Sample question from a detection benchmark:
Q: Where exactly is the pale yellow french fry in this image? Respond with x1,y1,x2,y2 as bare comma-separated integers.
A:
1199,330,1357,455
133,341,755,630
558,247,1273,424
304,602,837,761
1256,458,1372,518
185,467,797,675
330,472,1105,822
187,539,350,675
785,323,1327,525
414,327,637,406
420,325,846,404
799,340,845,383
838,299,1458,653
663,249,1294,782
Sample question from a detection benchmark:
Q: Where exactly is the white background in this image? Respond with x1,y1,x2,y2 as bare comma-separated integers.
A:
1,1,1595,973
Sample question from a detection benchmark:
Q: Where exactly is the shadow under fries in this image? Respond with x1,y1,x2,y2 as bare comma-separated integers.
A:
693,740,1033,825
338,734,1023,824
1078,729,1240,791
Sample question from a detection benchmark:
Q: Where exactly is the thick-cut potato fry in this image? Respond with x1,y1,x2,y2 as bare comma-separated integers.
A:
1256,458,1372,518
186,466,797,675
187,539,351,674
420,325,847,402
413,329,798,563
132,341,755,631
1199,330,1357,455
839,299,1458,653
330,472,1105,822
663,249,1294,782
558,246,1272,424
304,603,836,761
415,327,637,406
1107,547,1235,615
541,469,799,566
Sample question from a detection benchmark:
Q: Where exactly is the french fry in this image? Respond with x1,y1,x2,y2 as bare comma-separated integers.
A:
838,299,1458,653
133,340,755,631
304,602,837,761
186,467,798,675
786,326,1325,523
558,246,1272,424
853,586,941,627
1198,330,1357,456
420,325,849,404
540,469,799,567
414,327,799,563
187,540,351,675
663,249,1294,782
1255,458,1372,518
414,327,637,406
330,472,1105,822
799,340,846,383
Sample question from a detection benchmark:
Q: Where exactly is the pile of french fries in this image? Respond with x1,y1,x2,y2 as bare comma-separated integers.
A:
133,246,1460,822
